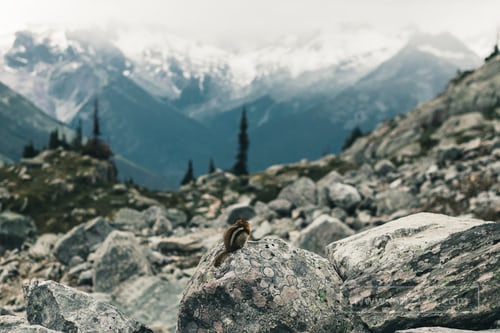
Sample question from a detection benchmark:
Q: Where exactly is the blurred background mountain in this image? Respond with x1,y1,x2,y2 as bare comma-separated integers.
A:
0,27,487,188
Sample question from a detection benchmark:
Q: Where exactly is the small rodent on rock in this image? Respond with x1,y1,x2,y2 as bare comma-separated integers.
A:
213,218,251,267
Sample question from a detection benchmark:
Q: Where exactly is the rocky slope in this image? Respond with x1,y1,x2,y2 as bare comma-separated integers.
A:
0,52,499,332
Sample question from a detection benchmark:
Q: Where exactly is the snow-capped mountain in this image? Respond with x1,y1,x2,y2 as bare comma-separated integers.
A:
0,27,483,187
0,29,131,123
122,28,406,119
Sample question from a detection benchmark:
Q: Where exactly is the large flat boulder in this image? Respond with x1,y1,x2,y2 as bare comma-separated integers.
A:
327,213,499,331
24,280,152,333
111,275,187,332
177,237,368,332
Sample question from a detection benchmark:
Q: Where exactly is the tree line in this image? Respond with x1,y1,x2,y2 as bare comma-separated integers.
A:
22,98,113,160
181,107,249,185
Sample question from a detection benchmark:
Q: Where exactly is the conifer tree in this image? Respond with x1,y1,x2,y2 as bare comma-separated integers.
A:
92,98,101,141
60,133,69,149
22,140,38,158
208,158,216,174
71,119,83,150
232,107,249,175
82,97,113,160
48,129,59,149
342,126,363,151
181,159,195,185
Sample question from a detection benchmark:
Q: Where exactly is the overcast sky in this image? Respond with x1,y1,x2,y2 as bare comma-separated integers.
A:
2,0,499,53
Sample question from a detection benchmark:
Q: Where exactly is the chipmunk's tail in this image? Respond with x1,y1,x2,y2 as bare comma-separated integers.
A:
213,251,229,267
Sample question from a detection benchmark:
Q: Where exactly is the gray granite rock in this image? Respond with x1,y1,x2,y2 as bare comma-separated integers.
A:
0,315,60,333
327,213,499,332
177,237,368,332
295,214,354,256
0,212,37,254
113,208,147,231
327,182,362,211
93,231,151,292
219,203,256,225
278,177,317,207
267,198,294,216
53,217,113,265
111,275,187,333
142,206,172,235
375,186,417,216
374,159,396,176
317,170,343,205
24,280,152,333
395,328,500,333
29,234,59,260
252,220,272,240
164,208,187,228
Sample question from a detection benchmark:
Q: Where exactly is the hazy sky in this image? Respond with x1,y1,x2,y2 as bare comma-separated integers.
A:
2,0,499,52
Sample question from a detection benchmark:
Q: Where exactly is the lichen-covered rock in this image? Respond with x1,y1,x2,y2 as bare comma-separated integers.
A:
0,212,37,254
295,214,354,256
278,177,317,207
24,280,152,333
93,231,151,292
177,237,368,332
0,315,60,333
53,217,113,265
327,213,499,331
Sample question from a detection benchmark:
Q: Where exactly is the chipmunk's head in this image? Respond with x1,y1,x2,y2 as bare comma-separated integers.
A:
233,218,251,233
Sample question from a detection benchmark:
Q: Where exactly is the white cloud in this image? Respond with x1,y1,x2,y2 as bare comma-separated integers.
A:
1,0,499,52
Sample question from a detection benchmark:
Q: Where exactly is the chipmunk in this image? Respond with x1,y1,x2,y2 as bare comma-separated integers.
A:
213,218,251,267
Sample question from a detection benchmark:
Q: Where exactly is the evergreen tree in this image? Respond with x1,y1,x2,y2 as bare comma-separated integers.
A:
208,158,216,174
71,119,83,150
22,140,38,158
60,133,69,149
92,98,101,141
48,129,59,149
82,97,113,160
181,159,195,185
342,126,363,151
232,107,249,175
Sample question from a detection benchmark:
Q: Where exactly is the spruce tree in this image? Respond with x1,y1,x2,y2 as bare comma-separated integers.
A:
208,158,216,174
22,140,38,158
232,107,249,175
92,98,101,141
71,119,83,151
48,129,59,149
342,126,363,151
181,159,195,185
82,97,113,160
